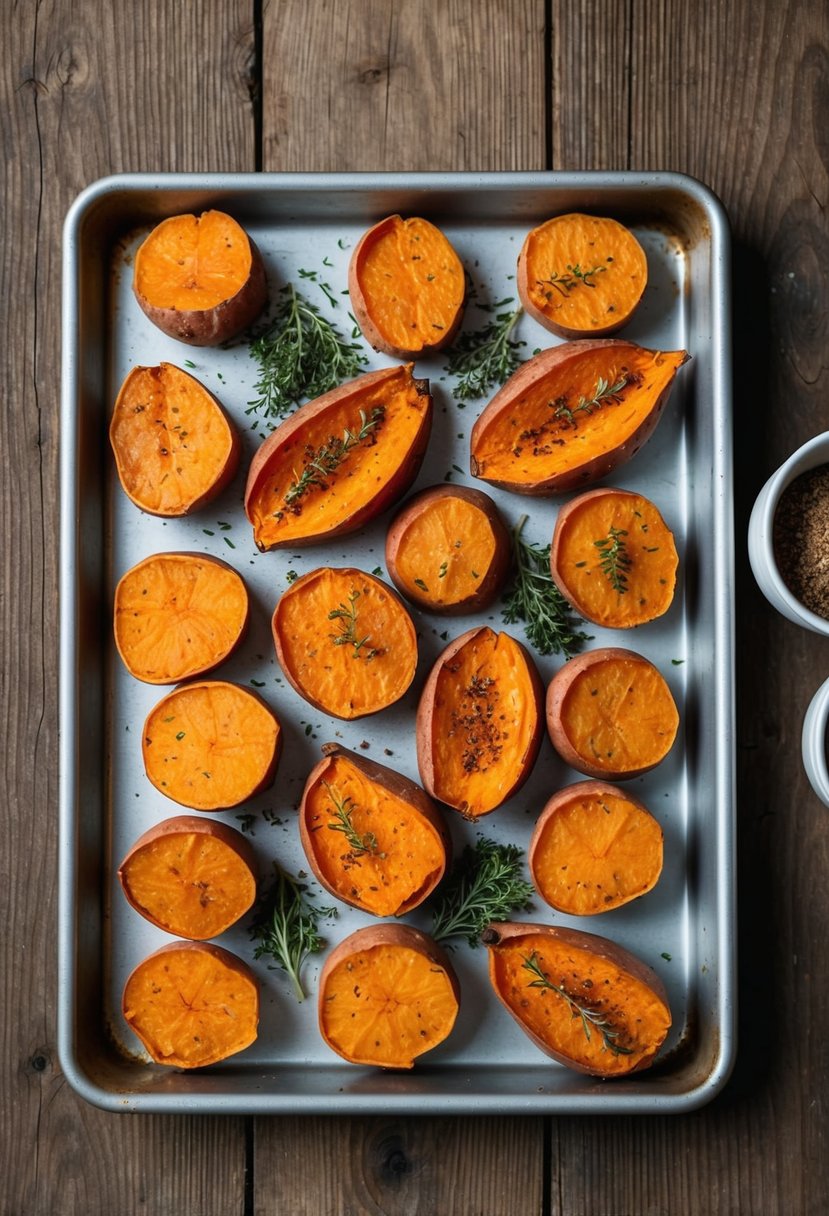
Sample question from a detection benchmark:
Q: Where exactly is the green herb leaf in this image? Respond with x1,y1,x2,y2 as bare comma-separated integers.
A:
431,838,534,948
249,865,337,1001
501,516,591,658
521,951,634,1056
445,301,525,400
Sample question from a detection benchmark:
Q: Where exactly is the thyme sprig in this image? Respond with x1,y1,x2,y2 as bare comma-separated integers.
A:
283,407,384,508
431,839,535,948
522,952,634,1057
501,515,591,658
537,262,606,297
249,865,337,1002
323,781,380,855
554,374,628,425
594,525,632,593
327,588,380,660
445,298,526,401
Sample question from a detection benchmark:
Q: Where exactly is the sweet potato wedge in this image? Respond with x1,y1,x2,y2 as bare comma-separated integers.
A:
299,743,450,916
123,940,259,1068
142,680,282,810
114,552,249,684
469,340,689,496
133,209,267,346
349,214,466,359
110,363,240,516
318,924,460,1068
517,213,648,338
118,814,258,939
550,488,678,628
272,567,417,719
546,647,679,779
385,484,511,614
528,780,663,914
245,363,432,550
416,626,543,819
483,921,671,1076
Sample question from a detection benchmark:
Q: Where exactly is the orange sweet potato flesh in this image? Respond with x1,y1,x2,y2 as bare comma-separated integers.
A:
416,626,543,818
517,213,647,338
272,567,417,719
349,215,466,359
550,488,678,628
123,941,259,1068
110,363,240,516
142,680,281,810
529,781,663,914
114,552,249,683
318,924,460,1068
245,363,432,550
118,815,258,939
299,744,450,916
470,340,689,496
484,922,671,1076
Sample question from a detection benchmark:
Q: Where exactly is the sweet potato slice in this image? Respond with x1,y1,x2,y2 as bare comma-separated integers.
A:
483,921,671,1076
110,363,240,516
114,552,249,684
133,210,267,346
550,488,678,628
123,940,259,1068
469,340,689,496
528,781,663,914
299,743,450,916
318,924,460,1068
546,647,679,779
517,213,648,338
142,680,282,810
245,363,432,550
385,484,511,614
349,214,466,359
272,567,417,720
118,815,258,938
416,626,543,819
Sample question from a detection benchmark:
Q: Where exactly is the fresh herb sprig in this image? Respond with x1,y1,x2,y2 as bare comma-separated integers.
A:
249,865,337,1001
554,374,628,425
594,525,631,593
283,407,384,508
537,262,606,297
323,781,380,855
327,588,380,660
431,839,535,948
522,952,634,1057
501,515,591,658
445,299,525,401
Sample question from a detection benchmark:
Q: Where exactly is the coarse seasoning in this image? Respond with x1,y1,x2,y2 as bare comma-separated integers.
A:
773,464,829,618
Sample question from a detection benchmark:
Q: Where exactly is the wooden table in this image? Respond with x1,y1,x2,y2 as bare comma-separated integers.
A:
4,1,828,1212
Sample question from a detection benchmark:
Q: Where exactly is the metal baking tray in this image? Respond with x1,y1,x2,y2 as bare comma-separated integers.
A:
59,171,734,1113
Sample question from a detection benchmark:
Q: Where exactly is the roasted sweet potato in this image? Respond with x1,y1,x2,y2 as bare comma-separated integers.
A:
349,214,466,359
142,680,282,810
118,815,258,939
483,921,671,1076
123,940,259,1068
299,743,450,916
528,781,663,914
114,552,249,684
384,484,511,614
245,363,432,550
110,363,240,516
272,567,417,719
469,340,689,496
318,924,460,1068
517,213,648,338
416,626,543,819
133,209,267,346
550,488,678,628
546,647,679,779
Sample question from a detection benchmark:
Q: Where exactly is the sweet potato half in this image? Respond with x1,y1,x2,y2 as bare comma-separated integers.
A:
469,340,689,496
416,626,544,819
133,209,267,346
245,363,432,550
517,213,648,338
114,552,249,684
318,924,460,1068
143,680,282,810
110,363,240,516
123,940,259,1068
483,921,671,1076
349,214,466,359
299,743,450,917
546,647,679,779
118,815,258,939
528,781,663,915
550,488,678,628
385,484,511,614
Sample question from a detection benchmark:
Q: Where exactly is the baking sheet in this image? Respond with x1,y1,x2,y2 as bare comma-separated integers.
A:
59,171,734,1113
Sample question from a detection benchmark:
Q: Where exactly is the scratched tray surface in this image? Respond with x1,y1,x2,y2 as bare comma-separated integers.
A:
59,172,734,1113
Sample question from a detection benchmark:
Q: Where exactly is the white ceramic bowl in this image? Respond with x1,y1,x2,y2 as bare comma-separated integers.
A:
802,675,829,806
747,430,829,635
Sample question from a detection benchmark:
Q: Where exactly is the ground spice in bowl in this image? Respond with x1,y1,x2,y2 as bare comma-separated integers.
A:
773,464,829,619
